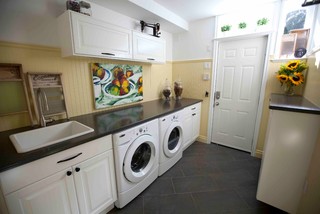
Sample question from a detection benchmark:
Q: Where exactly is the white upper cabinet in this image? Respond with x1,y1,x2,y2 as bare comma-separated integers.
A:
132,31,166,63
58,10,132,60
57,11,167,63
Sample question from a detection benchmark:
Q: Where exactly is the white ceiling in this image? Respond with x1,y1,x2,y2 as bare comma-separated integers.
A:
91,0,278,33
154,0,278,21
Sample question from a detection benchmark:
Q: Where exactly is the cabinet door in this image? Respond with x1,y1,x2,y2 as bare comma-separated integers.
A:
192,110,201,140
183,113,193,150
5,169,79,214
73,150,117,214
132,32,166,63
71,12,132,59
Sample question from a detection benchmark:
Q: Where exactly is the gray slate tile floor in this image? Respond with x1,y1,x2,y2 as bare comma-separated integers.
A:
109,142,287,214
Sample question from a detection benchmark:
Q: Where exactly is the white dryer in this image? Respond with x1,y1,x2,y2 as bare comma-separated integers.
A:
112,119,159,208
158,110,184,176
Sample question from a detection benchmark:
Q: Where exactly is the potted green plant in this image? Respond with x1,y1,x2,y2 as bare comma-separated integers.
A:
257,18,268,26
238,22,247,29
221,25,231,32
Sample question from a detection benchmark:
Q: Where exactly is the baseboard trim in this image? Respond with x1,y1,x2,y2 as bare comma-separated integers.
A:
255,149,263,158
196,135,208,143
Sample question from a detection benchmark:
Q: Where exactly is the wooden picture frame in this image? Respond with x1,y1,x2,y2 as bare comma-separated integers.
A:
290,28,310,50
279,34,297,58
0,63,33,124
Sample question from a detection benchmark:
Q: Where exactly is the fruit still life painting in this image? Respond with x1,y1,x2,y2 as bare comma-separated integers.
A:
91,63,143,109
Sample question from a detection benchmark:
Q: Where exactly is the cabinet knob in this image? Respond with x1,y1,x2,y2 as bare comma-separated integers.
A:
67,171,72,176
75,167,81,172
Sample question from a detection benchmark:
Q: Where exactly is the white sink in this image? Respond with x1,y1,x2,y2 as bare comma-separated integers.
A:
10,121,94,153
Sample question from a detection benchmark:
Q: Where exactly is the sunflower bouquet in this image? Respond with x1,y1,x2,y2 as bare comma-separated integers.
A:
276,60,308,95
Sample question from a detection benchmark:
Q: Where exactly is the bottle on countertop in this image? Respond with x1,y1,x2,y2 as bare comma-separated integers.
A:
162,79,171,101
174,79,183,100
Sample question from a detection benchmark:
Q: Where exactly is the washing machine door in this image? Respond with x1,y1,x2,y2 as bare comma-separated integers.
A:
163,122,183,158
123,134,157,183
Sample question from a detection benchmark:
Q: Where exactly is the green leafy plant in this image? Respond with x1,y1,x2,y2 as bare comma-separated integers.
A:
257,18,269,26
221,25,231,32
238,22,247,29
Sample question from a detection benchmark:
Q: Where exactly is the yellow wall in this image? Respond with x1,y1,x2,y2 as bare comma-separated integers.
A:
0,42,172,131
303,56,320,106
172,59,212,142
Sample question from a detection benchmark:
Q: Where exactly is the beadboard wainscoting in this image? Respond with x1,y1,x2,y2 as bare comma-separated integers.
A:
0,42,172,131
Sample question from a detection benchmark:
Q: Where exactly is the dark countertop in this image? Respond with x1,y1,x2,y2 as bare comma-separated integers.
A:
0,98,202,173
269,93,320,114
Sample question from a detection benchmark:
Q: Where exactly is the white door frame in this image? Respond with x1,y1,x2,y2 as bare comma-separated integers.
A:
206,32,272,157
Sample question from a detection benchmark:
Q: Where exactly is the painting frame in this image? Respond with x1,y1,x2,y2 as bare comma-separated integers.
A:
91,63,143,109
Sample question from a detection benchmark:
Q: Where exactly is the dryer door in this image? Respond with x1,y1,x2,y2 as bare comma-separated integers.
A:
163,122,183,158
123,134,157,183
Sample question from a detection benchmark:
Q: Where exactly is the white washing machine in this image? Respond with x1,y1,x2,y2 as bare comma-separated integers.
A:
158,110,184,176
112,119,159,208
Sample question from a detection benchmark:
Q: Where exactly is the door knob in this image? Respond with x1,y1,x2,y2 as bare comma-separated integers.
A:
215,102,219,106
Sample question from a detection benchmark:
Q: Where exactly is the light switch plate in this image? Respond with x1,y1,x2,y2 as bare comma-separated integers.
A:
203,72,210,80
203,62,211,69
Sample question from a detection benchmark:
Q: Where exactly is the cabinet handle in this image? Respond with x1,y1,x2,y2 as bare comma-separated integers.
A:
67,171,72,176
192,113,196,116
191,107,196,110
57,152,82,164
147,58,155,61
75,167,81,172
101,52,115,56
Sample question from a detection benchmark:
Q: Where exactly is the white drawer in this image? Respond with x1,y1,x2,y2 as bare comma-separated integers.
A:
184,103,201,114
0,135,112,195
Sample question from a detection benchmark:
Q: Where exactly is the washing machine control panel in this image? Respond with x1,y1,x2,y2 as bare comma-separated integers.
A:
135,125,148,136
171,114,179,122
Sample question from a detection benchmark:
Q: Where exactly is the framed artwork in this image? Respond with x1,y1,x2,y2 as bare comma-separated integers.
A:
91,63,143,109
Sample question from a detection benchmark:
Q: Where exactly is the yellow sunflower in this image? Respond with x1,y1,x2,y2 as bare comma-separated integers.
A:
276,74,288,83
285,60,300,71
289,72,304,86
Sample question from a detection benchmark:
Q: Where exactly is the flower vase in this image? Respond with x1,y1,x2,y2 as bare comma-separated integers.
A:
284,83,294,96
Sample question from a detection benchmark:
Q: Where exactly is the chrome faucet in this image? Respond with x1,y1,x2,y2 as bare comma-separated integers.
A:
37,88,53,127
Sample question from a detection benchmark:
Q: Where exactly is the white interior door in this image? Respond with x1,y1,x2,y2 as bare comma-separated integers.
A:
211,36,267,152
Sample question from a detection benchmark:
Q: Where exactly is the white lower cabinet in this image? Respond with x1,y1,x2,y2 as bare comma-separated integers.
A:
6,168,79,214
183,103,201,150
0,135,117,214
74,151,116,214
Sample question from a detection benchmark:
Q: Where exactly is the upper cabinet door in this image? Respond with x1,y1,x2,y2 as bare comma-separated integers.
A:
58,11,132,60
132,32,166,63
